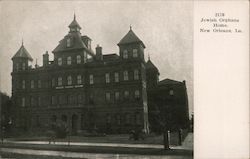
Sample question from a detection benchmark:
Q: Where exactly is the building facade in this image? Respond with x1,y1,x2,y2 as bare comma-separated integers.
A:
11,16,149,134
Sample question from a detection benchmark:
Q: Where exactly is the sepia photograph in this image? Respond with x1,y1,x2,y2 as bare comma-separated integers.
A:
0,1,194,158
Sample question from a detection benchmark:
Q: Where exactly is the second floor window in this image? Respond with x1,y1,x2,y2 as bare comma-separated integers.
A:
77,75,82,84
105,73,110,83
58,77,62,86
134,69,139,80
124,91,129,99
89,75,94,84
123,71,128,81
77,55,81,64
22,80,25,89
105,92,111,102
114,72,119,82
58,58,62,66
31,80,34,89
38,80,41,88
115,92,120,101
67,56,72,65
21,97,25,107
135,90,140,99
67,76,72,85
51,78,55,87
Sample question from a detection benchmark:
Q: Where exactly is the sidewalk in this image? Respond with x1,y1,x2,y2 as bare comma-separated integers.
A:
0,133,193,156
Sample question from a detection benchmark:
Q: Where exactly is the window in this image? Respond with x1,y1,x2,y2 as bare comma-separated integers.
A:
77,94,83,104
31,97,35,106
83,51,87,63
105,92,111,102
124,91,129,99
77,75,82,84
22,63,25,70
123,50,128,59
51,78,55,87
116,115,121,125
114,72,119,82
66,38,71,47
67,76,72,85
37,80,41,88
132,49,138,58
16,63,19,71
135,90,140,99
31,80,34,89
21,97,25,107
134,69,139,80
52,96,57,105
115,92,120,101
58,58,62,66
123,71,128,81
38,96,41,106
76,55,81,64
89,93,94,104
22,80,25,89
105,73,110,83
89,74,94,84
169,89,174,96
58,77,62,86
67,56,72,65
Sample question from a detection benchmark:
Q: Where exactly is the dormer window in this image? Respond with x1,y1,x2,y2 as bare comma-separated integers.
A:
123,50,128,59
66,38,71,47
133,49,138,58
22,63,26,70
169,89,174,96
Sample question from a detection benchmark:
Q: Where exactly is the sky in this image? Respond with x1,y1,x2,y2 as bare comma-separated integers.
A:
0,1,193,114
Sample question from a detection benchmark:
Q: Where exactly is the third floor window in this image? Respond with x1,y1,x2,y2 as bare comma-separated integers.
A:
76,55,81,64
133,49,138,58
58,58,62,66
123,50,128,59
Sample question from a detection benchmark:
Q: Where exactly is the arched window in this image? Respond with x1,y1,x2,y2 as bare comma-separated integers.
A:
123,50,128,59
76,55,81,64
67,56,72,65
67,76,72,85
58,58,62,66
132,49,138,58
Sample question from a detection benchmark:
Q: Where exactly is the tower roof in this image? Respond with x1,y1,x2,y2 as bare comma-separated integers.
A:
146,59,159,72
12,43,33,61
68,14,82,30
118,27,145,48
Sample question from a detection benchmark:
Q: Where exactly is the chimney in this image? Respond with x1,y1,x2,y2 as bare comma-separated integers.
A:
43,51,49,66
95,44,103,61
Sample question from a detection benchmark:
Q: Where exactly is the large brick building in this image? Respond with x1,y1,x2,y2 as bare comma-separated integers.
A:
11,16,149,134
11,15,189,134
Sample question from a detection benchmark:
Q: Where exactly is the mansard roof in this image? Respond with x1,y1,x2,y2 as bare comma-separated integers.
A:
12,44,33,61
52,32,89,53
118,28,145,48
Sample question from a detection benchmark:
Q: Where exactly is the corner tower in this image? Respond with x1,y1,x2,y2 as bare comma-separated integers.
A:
117,27,145,61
